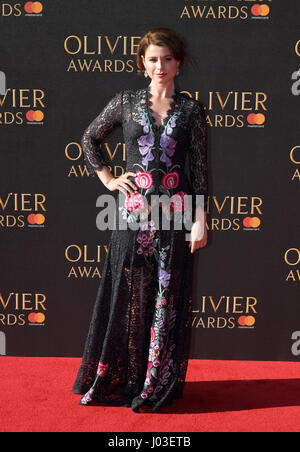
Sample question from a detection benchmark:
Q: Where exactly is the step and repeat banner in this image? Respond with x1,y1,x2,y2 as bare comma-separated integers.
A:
0,0,299,360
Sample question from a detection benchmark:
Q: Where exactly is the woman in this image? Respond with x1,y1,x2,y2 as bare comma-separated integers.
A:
72,27,208,413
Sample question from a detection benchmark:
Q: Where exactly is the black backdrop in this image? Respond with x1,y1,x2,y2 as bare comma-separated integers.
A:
0,0,299,360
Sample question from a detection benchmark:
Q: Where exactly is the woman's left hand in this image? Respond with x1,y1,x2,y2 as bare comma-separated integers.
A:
189,221,208,253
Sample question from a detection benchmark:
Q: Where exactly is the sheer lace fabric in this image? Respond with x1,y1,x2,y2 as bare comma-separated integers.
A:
73,85,208,413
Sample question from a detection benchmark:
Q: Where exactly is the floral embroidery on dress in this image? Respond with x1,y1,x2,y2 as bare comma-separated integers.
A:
117,90,159,227
159,97,184,168
161,171,180,190
118,192,144,225
79,361,109,404
124,192,144,212
160,135,176,168
137,134,155,166
136,220,157,257
80,387,95,405
118,88,190,405
138,244,178,401
136,90,156,168
134,170,154,193
97,361,109,377
131,89,190,262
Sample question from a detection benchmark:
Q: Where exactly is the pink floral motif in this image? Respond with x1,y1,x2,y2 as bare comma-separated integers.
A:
151,325,155,342
161,171,180,190
124,191,144,212
160,135,176,168
97,361,109,377
170,191,189,212
135,170,154,189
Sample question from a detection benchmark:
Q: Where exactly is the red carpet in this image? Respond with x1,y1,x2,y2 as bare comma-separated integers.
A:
1,357,300,432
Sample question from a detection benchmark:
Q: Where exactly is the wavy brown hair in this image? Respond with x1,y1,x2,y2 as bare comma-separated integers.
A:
136,27,192,76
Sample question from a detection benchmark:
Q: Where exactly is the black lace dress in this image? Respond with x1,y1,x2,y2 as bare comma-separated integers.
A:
72,84,208,413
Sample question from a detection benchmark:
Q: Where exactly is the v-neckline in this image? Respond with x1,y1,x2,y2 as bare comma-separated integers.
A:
145,85,178,131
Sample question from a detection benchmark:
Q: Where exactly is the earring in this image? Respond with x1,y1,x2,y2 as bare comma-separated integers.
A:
176,66,180,76
144,70,149,78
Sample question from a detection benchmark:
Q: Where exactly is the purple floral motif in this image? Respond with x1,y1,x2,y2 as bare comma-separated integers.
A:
140,117,150,134
160,135,176,168
80,388,94,405
158,268,171,288
166,118,177,135
137,133,155,166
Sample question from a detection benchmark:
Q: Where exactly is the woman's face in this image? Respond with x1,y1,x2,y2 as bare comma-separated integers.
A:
141,44,179,85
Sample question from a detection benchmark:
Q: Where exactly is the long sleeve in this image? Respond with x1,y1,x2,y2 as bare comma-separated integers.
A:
188,101,209,212
81,90,123,175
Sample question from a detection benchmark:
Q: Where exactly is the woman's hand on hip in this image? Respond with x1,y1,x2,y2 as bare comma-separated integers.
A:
107,172,138,196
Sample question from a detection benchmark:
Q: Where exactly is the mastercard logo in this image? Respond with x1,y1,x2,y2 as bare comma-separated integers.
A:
247,113,265,125
26,110,44,122
28,312,45,324
24,2,43,14
27,213,45,225
243,217,261,228
251,5,270,17
238,316,256,327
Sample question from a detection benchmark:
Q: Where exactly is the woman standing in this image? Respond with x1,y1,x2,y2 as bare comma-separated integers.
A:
72,27,208,413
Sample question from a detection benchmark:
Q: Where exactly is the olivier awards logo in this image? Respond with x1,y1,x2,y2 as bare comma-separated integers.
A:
65,244,109,279
0,87,45,125
64,35,141,73
183,89,268,128
1,2,43,16
65,139,125,178
206,195,262,232
0,193,47,228
191,295,258,329
0,292,47,327
179,0,271,21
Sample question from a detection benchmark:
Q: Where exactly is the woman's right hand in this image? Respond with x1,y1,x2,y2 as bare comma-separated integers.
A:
106,171,138,196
